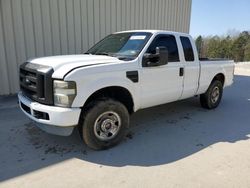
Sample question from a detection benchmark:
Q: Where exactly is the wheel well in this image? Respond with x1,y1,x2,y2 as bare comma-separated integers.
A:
84,86,134,114
212,73,225,86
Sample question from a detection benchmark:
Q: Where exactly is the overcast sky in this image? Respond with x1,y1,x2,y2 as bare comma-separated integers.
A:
190,0,250,37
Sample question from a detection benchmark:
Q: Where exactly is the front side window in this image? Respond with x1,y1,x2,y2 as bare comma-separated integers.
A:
86,32,152,60
146,35,180,62
180,36,194,61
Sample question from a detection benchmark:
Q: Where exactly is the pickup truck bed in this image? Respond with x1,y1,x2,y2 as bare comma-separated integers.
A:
198,59,234,94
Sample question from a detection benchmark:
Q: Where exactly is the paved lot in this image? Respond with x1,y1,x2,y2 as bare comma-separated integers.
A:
0,65,250,188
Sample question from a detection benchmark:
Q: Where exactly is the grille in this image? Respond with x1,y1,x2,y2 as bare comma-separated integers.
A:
20,102,31,114
19,62,54,105
20,101,50,120
20,67,40,97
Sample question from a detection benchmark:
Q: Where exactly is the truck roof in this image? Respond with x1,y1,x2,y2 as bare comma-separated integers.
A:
115,30,191,37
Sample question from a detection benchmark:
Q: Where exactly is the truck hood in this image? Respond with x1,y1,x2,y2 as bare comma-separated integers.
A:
29,54,120,70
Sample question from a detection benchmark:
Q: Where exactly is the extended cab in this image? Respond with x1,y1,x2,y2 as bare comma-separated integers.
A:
18,30,234,150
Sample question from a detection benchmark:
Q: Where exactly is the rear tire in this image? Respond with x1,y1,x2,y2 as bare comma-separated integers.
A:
80,99,129,150
200,80,223,109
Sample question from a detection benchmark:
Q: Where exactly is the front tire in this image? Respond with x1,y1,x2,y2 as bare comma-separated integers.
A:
200,80,223,109
80,99,129,150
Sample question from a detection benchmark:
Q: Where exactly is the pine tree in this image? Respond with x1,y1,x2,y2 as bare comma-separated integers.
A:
244,42,250,61
195,35,203,58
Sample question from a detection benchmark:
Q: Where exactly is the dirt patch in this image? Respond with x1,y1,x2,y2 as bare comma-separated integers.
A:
165,119,178,124
126,132,134,139
24,122,83,157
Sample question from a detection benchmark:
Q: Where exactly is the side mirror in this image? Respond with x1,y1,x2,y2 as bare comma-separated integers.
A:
142,46,168,67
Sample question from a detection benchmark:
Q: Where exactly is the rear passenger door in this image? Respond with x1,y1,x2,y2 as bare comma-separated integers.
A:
140,34,184,109
179,36,200,99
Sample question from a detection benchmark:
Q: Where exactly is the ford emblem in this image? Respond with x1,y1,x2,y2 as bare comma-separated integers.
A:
25,78,31,85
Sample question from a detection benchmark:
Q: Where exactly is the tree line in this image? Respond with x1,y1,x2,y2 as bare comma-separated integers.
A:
195,31,250,62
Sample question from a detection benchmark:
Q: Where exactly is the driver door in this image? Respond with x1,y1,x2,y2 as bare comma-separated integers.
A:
140,34,184,109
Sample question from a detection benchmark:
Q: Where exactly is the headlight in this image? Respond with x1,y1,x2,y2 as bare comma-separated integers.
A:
53,80,76,107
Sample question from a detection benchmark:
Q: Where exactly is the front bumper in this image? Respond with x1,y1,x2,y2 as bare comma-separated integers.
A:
18,92,81,136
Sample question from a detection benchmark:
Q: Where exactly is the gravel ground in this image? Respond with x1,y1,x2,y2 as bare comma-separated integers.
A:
0,64,250,188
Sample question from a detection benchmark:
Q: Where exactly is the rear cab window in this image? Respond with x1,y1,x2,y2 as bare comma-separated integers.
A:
180,36,194,61
146,34,180,62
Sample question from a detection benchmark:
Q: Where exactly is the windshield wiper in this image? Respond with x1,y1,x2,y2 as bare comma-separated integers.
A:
117,56,134,60
95,52,112,56
91,52,133,60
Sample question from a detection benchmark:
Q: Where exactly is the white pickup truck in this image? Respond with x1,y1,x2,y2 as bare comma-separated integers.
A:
18,30,234,150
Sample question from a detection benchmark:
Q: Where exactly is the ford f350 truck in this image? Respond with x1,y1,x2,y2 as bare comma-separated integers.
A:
18,30,234,150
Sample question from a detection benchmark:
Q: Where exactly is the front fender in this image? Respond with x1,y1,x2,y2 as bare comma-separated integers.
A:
66,72,140,111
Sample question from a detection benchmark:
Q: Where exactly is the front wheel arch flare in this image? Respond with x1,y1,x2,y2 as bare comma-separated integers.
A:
83,86,134,114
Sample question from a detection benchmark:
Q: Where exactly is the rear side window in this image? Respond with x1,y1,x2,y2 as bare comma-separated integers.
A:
180,36,194,61
146,35,179,62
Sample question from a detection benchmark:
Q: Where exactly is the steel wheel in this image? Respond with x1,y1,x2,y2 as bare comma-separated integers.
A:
200,80,223,109
93,111,122,141
211,86,220,103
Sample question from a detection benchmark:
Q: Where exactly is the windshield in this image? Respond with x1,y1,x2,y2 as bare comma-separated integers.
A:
86,32,152,60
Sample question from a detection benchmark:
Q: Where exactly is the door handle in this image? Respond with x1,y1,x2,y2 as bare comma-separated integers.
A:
179,67,184,77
